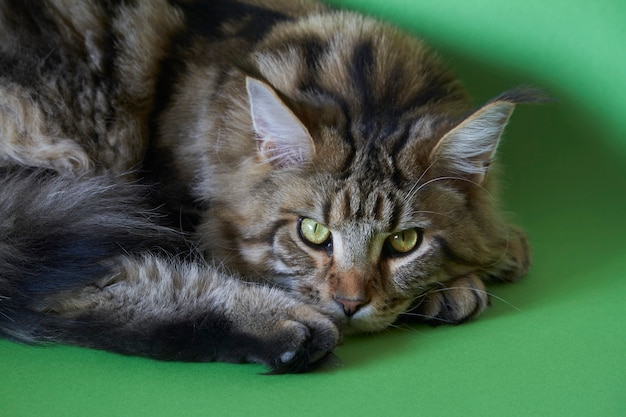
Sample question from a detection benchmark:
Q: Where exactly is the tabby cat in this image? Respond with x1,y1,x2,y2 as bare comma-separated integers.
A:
0,0,535,373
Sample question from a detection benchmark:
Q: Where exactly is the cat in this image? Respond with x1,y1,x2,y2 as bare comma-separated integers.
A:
0,0,535,373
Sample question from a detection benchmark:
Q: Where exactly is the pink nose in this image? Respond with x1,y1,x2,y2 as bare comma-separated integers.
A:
334,296,368,317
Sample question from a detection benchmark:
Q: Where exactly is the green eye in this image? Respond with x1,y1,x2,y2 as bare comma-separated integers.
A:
386,229,421,255
299,218,331,246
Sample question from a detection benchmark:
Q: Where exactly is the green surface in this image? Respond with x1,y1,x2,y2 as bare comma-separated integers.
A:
2,1,625,416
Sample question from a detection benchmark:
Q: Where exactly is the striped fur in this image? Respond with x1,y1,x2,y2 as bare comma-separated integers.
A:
0,0,533,372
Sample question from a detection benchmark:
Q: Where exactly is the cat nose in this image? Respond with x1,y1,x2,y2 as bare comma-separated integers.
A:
334,296,368,317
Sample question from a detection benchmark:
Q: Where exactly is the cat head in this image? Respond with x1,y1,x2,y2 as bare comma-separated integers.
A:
196,13,538,332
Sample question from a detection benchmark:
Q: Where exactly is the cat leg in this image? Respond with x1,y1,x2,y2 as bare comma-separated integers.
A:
0,170,338,373
32,255,340,374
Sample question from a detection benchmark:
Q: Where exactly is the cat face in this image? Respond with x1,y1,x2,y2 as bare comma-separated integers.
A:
192,14,532,333
258,175,449,333
198,75,521,333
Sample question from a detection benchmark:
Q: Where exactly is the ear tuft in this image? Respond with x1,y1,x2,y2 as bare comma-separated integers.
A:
430,100,516,183
246,77,315,168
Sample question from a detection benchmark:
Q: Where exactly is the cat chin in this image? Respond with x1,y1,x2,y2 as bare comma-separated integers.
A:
343,320,393,335
341,311,398,335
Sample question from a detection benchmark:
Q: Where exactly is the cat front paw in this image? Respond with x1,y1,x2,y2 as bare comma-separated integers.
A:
265,307,340,374
246,303,340,374
407,275,489,325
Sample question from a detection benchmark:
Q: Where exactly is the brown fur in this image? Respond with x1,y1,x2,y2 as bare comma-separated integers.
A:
0,0,535,372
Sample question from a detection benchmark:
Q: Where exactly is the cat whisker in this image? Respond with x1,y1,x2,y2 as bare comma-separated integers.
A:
481,223,514,270
398,311,457,324
406,209,453,220
406,175,494,203
402,157,441,204
385,321,418,332
401,149,496,205
423,285,521,312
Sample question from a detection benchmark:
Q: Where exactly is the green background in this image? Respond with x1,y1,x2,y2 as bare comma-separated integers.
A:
2,0,624,416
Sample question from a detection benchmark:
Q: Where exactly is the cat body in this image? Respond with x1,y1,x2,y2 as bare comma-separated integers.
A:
0,0,531,372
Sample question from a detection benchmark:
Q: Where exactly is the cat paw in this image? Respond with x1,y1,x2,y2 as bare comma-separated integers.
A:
410,275,489,325
249,304,340,374
215,295,340,374
266,315,339,374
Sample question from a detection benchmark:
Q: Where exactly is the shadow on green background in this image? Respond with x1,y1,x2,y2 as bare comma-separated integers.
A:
2,1,624,416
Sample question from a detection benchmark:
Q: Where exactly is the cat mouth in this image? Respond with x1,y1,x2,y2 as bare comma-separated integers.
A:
336,307,397,334
306,295,403,334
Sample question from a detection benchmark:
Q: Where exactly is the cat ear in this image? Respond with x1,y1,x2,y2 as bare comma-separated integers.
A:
429,99,516,184
246,77,315,168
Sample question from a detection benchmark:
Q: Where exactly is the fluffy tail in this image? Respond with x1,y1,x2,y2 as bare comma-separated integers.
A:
0,168,188,342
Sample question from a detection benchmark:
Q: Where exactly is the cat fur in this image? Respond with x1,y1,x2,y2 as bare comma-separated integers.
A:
0,0,534,373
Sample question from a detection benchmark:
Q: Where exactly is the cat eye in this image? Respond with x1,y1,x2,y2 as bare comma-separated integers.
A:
385,228,422,256
299,218,332,247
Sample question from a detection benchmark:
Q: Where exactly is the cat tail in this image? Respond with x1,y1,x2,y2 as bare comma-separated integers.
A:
0,167,188,343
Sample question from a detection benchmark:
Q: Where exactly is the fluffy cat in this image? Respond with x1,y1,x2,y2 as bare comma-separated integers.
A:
0,0,534,373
